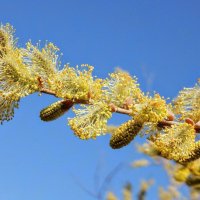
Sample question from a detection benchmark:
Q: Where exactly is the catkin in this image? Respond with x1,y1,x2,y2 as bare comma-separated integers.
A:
0,31,7,57
182,141,200,163
173,167,190,182
40,100,73,121
123,183,132,200
0,30,7,47
110,119,143,149
106,192,118,200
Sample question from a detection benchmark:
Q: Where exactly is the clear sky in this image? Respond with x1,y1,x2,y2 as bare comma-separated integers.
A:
0,0,199,199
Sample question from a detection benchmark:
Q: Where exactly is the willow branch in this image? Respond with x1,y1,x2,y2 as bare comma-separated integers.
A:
109,103,132,115
39,87,200,133
158,120,200,133
40,88,57,96
40,88,89,104
157,120,179,127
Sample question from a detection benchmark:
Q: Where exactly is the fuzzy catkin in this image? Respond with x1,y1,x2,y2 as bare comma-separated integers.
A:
0,30,7,57
182,141,200,163
110,119,143,149
173,167,190,182
40,100,73,121
123,183,132,200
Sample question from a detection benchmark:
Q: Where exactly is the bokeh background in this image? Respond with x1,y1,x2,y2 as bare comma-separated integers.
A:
0,0,199,199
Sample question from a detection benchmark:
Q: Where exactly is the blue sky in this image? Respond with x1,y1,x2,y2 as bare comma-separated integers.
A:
0,0,199,199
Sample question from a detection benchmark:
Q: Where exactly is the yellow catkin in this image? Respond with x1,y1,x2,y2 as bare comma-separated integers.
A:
0,31,6,57
182,141,200,163
158,186,180,200
138,180,153,200
0,24,39,123
152,123,197,163
187,159,200,176
106,192,118,200
103,71,143,108
40,100,73,121
110,119,143,149
173,82,200,123
0,30,6,47
173,166,190,182
0,23,14,57
132,93,168,124
69,102,112,139
123,183,132,200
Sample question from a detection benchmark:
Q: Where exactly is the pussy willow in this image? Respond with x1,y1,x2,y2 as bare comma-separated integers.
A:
0,23,199,164
136,142,200,198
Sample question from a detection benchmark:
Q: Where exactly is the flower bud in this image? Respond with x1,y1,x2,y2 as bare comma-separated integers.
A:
40,100,73,121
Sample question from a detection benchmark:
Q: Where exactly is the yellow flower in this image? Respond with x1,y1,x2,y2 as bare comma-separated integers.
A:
0,49,38,93
0,91,20,123
69,101,112,139
0,23,16,56
158,186,181,200
152,123,196,163
123,183,132,200
173,166,190,182
187,159,200,176
133,93,168,124
102,70,144,107
106,192,118,200
23,41,60,91
173,81,200,123
0,24,39,123
53,64,102,101
138,180,154,200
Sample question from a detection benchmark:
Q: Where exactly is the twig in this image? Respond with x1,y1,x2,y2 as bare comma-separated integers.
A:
71,174,98,199
195,121,200,133
72,163,125,200
40,88,57,96
38,77,57,96
97,163,125,200
40,88,89,104
158,120,200,133
109,103,132,115
157,120,179,127
39,86,200,133
93,156,105,194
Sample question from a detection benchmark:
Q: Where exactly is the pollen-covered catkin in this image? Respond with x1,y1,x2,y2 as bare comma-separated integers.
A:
182,141,200,163
151,123,197,163
106,192,118,200
110,119,143,149
123,183,132,200
0,24,12,57
40,100,73,121
173,166,190,182
0,32,6,57
0,31,6,47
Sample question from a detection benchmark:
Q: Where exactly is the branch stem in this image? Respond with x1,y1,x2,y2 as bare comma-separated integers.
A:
158,120,200,133
40,88,56,96
39,88,200,133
